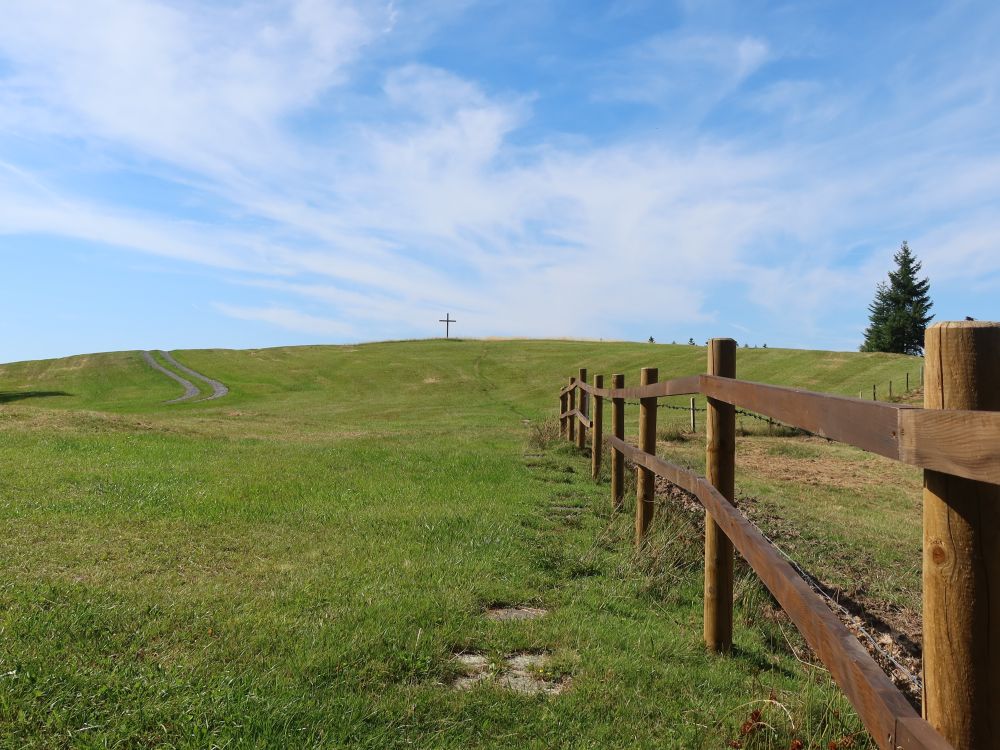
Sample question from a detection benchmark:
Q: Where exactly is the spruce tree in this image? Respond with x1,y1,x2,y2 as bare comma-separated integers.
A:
860,241,933,355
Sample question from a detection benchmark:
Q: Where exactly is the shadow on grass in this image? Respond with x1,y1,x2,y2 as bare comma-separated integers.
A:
730,643,797,680
0,390,72,403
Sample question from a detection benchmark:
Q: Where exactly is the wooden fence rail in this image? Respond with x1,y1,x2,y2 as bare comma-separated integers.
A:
556,322,1000,750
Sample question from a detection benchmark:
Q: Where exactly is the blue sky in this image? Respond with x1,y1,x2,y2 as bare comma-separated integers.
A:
2,0,999,362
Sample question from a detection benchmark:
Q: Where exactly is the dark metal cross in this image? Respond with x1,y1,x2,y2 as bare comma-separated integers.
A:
439,313,456,338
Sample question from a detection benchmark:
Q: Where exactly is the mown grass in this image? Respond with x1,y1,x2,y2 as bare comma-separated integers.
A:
0,340,922,748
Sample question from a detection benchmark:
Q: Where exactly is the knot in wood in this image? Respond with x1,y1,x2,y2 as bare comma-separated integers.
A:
929,541,947,566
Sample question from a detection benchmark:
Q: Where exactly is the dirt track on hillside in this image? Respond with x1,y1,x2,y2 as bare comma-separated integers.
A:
142,350,229,404
159,351,229,401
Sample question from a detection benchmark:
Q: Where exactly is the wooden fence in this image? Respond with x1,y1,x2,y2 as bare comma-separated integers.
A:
556,322,1000,750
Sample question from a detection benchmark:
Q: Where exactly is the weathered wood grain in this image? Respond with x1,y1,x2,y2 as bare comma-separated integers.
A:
899,409,1000,485
635,367,657,547
559,390,568,438
922,321,1000,748
558,409,593,430
705,339,736,653
611,373,625,512
568,376,576,443
591,374,604,480
699,374,902,459
577,374,700,400
571,371,999,484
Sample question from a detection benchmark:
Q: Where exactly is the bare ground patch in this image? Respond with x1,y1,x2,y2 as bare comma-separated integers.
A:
450,650,569,695
484,604,547,622
736,436,920,494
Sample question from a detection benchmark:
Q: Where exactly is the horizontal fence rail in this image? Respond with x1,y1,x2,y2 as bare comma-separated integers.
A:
577,373,702,400
570,373,1000,485
607,437,949,750
699,374,906,459
556,323,1000,750
698,375,1000,485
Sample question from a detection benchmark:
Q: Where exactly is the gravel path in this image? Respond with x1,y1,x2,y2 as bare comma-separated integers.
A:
142,351,200,404
159,351,229,400
142,351,229,404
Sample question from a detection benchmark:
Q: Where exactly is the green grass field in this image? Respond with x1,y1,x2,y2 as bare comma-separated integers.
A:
0,340,923,748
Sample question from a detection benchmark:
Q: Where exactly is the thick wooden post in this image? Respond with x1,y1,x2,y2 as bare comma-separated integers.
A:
591,374,604,480
704,338,736,652
635,367,657,547
922,321,1000,748
611,374,625,511
568,377,576,443
576,368,587,450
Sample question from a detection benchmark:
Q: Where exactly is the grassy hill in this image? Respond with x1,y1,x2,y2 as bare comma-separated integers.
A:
0,338,921,422
0,340,921,748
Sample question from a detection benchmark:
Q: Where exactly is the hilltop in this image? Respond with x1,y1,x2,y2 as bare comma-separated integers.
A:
0,338,920,415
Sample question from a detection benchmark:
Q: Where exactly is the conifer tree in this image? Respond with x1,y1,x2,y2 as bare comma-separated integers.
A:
860,242,933,355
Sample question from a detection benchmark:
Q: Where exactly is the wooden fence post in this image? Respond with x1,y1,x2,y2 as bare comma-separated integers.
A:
559,389,568,438
635,367,658,547
690,397,697,432
591,374,603,480
576,368,588,450
922,321,1000,748
705,338,736,653
568,377,576,443
872,384,877,401
906,371,910,392
611,374,625,512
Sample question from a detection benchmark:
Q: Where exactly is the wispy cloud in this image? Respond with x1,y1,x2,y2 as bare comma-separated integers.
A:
595,31,770,109
214,303,354,337
0,0,380,178
1,0,999,359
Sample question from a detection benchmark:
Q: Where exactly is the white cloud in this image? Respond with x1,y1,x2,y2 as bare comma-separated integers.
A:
214,303,354,336
0,162,255,271
596,32,771,107
0,0,380,179
1,0,999,351
735,37,770,80
917,216,1000,288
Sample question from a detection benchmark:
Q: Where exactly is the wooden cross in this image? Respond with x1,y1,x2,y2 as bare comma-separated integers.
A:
439,313,456,339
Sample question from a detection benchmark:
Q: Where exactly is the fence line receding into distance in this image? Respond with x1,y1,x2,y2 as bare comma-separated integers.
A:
556,321,1000,750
